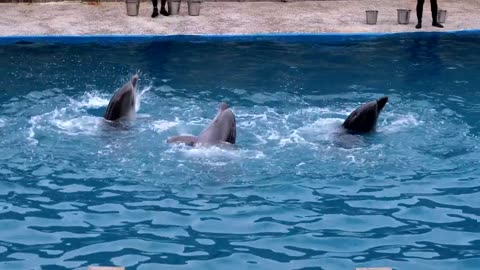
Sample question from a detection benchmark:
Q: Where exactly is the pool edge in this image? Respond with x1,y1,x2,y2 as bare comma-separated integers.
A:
1,30,479,44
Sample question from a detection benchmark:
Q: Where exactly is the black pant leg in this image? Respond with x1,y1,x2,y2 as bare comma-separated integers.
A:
417,0,425,23
431,0,438,23
152,0,158,9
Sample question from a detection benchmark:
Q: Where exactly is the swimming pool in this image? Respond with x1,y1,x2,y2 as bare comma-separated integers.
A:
0,32,479,270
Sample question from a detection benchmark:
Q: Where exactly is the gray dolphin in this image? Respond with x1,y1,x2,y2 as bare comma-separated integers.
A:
103,74,138,121
167,102,236,147
342,96,388,133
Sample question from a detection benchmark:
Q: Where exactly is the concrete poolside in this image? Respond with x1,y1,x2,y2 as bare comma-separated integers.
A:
0,0,479,36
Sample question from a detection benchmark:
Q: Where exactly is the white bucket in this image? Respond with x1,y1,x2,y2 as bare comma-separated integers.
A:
188,0,201,16
168,0,181,15
366,10,378,25
397,9,411,25
126,0,140,16
438,10,447,23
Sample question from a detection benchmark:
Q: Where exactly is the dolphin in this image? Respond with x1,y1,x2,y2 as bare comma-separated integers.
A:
342,96,388,133
103,74,138,121
167,102,236,147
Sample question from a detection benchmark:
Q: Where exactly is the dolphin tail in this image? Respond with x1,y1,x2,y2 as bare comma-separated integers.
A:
167,135,198,146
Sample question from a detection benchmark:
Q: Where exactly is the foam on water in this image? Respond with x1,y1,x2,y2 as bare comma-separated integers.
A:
28,97,104,138
379,113,423,134
297,117,345,140
73,92,110,109
150,119,178,133
179,145,241,160
50,115,103,136
27,116,40,145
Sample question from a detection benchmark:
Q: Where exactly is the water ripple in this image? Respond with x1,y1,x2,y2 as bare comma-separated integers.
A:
0,35,480,269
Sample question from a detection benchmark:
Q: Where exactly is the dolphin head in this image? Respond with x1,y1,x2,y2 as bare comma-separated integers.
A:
131,74,139,90
216,102,234,121
342,96,389,134
197,102,237,145
376,96,388,113
103,74,139,121
120,75,138,117
215,102,236,144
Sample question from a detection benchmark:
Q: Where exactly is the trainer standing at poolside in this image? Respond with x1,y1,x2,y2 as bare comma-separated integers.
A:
151,0,169,18
416,0,444,29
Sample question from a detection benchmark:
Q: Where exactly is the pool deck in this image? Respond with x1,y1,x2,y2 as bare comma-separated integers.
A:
0,0,479,36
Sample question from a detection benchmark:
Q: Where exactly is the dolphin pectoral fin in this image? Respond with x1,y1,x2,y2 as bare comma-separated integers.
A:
167,135,198,146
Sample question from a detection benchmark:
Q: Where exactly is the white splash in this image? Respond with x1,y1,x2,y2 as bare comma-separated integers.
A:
182,146,266,162
27,106,103,138
73,92,110,109
27,115,42,145
279,130,309,147
294,107,351,116
299,117,343,133
50,115,102,136
150,120,178,133
183,146,240,159
380,114,422,134
296,117,344,142
135,84,153,113
267,130,281,140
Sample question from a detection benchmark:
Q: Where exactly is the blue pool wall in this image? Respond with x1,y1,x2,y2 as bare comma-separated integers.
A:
0,30,479,45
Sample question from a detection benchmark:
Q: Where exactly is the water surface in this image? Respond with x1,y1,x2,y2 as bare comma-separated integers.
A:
0,34,480,269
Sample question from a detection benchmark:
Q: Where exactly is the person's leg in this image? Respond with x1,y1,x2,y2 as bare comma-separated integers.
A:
151,0,159,18
160,0,169,16
431,0,444,28
416,0,425,29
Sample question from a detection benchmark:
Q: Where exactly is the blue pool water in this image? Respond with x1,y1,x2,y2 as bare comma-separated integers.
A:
0,33,480,270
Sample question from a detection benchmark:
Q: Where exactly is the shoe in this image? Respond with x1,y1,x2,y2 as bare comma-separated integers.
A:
432,22,444,28
415,23,422,29
160,7,170,16
151,8,159,18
